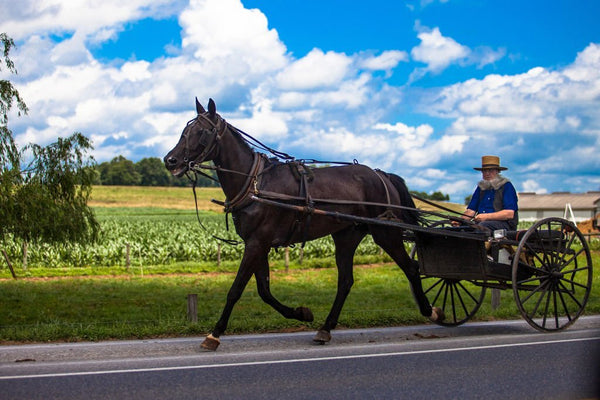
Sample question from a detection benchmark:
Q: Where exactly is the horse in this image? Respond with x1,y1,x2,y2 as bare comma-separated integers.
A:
164,98,444,350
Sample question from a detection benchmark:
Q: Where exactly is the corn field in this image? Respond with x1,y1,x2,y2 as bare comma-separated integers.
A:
0,209,385,268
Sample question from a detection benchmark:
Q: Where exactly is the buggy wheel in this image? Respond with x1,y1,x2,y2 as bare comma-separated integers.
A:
512,217,593,332
410,220,487,327
421,276,486,326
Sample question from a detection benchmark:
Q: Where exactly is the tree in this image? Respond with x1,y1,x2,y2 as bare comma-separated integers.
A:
1,33,27,172
1,33,98,255
97,155,141,185
135,157,172,186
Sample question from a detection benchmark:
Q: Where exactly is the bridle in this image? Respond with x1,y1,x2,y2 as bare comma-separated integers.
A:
183,112,228,170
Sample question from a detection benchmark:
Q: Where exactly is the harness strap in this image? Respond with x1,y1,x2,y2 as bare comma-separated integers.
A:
222,153,265,212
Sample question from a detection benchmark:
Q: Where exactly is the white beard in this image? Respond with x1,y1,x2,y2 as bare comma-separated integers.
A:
478,174,510,190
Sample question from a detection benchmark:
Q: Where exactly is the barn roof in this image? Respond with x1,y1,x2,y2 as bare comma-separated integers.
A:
518,192,600,210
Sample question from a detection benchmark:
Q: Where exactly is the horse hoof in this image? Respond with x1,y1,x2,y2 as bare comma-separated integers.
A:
201,334,220,351
313,330,331,344
429,307,445,323
295,306,314,322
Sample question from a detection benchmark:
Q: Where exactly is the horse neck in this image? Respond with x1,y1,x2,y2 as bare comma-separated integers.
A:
214,126,256,201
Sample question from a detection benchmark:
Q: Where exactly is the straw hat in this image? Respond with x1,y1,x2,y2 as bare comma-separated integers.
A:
474,155,507,171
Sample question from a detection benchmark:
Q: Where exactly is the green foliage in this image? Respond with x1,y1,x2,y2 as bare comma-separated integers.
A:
97,155,142,185
1,33,28,172
0,32,98,246
135,157,173,186
96,155,218,187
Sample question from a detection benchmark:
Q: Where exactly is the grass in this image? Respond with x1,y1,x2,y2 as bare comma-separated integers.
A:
1,255,599,342
89,185,225,212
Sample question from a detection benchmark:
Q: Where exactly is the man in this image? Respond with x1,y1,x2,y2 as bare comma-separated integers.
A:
460,155,519,231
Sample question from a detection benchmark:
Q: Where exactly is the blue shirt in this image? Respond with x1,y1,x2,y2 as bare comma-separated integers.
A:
467,182,518,214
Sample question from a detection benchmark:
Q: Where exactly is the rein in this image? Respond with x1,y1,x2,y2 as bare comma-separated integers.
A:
183,111,480,244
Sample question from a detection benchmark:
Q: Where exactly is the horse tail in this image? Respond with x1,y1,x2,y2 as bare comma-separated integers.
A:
387,173,423,226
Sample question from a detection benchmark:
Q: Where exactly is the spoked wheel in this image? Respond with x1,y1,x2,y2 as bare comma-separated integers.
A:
421,277,487,326
512,217,593,332
411,219,487,327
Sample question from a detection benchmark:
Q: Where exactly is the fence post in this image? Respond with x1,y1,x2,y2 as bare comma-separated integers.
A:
285,247,290,273
491,289,501,310
217,243,221,268
187,294,198,323
22,241,28,271
125,243,131,270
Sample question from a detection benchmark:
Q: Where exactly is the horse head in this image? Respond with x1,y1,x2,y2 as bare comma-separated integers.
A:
164,98,224,177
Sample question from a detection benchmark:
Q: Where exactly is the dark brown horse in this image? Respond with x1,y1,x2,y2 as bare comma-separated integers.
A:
164,99,443,350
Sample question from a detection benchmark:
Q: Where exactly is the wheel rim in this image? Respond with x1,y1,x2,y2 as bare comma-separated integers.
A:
422,277,486,326
512,218,593,332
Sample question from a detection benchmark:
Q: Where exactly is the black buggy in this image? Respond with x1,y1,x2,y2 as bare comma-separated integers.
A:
412,216,593,331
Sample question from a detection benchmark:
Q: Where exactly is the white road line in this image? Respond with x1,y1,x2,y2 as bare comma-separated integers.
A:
2,336,598,380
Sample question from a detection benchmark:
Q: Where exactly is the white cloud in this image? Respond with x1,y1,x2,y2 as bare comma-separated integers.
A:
439,179,471,197
275,49,352,91
521,179,548,194
409,25,505,81
0,0,178,40
358,50,409,71
411,27,470,73
424,43,600,143
180,0,288,75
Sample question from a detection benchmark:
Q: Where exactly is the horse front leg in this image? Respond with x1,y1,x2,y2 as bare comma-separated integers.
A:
201,245,262,351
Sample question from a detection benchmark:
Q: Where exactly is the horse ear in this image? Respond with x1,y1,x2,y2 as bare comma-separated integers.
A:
208,98,216,117
195,97,205,114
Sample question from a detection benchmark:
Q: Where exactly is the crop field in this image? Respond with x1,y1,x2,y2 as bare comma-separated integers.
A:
0,186,391,277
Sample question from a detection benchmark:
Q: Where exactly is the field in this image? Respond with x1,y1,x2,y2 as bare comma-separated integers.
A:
0,185,598,342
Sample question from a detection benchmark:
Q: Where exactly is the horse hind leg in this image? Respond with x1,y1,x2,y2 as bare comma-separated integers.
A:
314,227,366,344
371,228,444,323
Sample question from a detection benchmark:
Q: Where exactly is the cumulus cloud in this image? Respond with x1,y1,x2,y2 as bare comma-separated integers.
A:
358,50,409,71
2,0,599,201
411,26,469,73
424,44,600,139
275,49,352,91
409,25,505,81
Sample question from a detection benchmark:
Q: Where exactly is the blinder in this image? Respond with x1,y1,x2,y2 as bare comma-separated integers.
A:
184,113,225,168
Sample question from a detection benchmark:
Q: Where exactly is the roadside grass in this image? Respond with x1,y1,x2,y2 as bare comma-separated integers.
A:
1,256,599,343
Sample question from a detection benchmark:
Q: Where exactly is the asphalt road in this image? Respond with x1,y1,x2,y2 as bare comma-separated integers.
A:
1,316,599,400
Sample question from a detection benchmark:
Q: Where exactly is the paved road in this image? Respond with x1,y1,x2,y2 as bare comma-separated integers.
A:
1,316,599,399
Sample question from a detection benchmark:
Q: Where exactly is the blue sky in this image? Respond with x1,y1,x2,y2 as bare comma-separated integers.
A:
1,0,599,202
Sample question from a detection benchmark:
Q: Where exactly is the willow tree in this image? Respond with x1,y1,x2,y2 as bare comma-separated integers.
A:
1,33,98,271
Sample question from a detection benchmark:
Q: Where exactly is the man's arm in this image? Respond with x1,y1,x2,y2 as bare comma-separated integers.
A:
473,209,514,222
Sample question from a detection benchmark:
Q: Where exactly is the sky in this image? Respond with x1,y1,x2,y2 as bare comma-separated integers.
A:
1,0,599,202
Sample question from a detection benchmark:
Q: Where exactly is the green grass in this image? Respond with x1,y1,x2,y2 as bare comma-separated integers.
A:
1,256,599,342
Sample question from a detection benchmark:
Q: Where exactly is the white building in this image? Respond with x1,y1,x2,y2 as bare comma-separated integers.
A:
518,192,600,222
